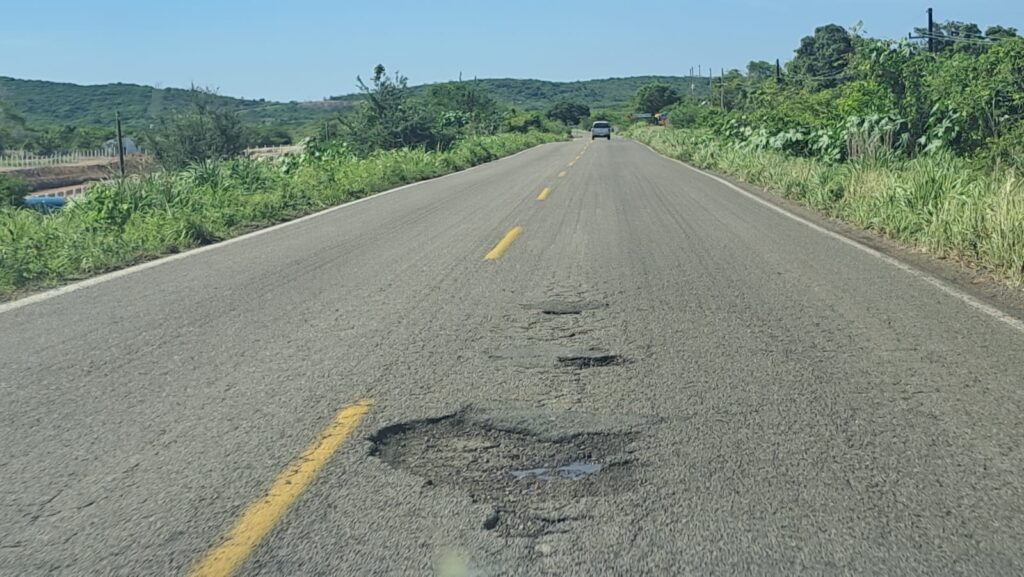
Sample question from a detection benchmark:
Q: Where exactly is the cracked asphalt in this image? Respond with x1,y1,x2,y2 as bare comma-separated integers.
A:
2,137,1024,576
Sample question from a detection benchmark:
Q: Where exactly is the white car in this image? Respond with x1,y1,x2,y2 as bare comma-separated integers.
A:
591,121,611,140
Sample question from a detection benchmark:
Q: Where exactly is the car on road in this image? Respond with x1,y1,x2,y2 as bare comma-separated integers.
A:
591,121,611,140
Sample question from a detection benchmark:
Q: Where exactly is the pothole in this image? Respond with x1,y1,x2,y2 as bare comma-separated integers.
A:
370,406,646,537
489,344,627,370
556,353,627,369
523,300,607,316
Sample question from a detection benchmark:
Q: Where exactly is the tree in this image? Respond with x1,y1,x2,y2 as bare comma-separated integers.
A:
790,24,854,88
423,82,502,144
915,21,987,54
546,101,590,125
747,60,775,82
0,101,28,155
337,64,434,154
149,88,247,169
985,26,1019,40
632,83,680,114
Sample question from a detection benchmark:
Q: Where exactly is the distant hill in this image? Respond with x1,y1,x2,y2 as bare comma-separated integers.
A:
0,75,711,129
411,76,713,111
0,76,350,129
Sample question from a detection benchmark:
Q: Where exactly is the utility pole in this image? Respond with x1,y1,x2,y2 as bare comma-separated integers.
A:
927,8,935,53
720,68,725,110
115,111,126,178
690,67,694,98
775,59,781,83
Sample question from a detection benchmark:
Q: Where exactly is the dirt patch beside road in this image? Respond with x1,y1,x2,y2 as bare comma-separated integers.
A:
2,156,151,191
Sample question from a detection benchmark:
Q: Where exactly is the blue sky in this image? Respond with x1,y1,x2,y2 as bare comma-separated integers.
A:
1,0,1021,102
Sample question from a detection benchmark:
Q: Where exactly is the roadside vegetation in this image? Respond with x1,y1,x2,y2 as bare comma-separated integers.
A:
626,20,1024,284
0,66,566,299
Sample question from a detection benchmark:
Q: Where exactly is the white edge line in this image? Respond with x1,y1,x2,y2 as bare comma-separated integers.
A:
636,141,1024,335
0,143,553,315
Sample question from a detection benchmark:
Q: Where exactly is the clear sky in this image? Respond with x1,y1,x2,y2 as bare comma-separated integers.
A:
1,0,1021,102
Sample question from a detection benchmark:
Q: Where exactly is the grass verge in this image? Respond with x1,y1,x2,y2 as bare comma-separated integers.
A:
628,126,1024,286
0,131,564,299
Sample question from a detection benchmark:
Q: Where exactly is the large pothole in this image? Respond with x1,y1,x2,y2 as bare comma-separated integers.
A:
370,406,649,537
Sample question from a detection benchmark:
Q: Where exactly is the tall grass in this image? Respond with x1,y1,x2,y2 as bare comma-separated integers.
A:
0,131,563,298
629,126,1024,284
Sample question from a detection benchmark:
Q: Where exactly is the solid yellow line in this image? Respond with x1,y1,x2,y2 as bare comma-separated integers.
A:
537,187,551,201
484,226,523,260
190,400,374,577
558,171,567,177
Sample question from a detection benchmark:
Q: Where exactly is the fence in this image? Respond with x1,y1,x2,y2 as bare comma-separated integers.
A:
244,145,302,158
0,149,115,170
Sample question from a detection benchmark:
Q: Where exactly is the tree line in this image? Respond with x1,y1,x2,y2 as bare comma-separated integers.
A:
623,19,1024,169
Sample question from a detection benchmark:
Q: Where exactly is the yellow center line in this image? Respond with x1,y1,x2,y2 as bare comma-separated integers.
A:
190,400,374,577
558,170,567,177
568,161,575,167
537,187,551,201
484,226,523,260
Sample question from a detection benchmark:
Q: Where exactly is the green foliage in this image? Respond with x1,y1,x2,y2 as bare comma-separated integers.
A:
789,24,855,88
747,61,775,81
398,76,711,112
665,97,725,129
632,83,680,114
323,65,529,155
420,81,503,146
334,65,436,155
500,112,563,135
148,89,248,169
925,37,1024,153
0,76,344,130
2,75,714,136
546,101,590,126
0,174,29,207
0,131,564,298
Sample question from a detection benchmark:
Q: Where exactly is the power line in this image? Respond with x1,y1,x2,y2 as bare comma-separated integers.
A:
915,32,1000,46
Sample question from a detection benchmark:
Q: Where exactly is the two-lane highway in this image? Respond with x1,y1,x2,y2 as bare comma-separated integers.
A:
2,137,1024,576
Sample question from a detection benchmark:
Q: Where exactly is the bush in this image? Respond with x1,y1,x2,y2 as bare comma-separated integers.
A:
0,174,29,207
148,89,248,169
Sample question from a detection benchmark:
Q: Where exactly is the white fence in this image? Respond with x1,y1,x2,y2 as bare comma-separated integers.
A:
0,149,115,170
244,145,302,158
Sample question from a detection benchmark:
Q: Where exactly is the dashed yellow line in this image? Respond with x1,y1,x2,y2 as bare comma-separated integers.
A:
558,171,567,177
190,400,374,577
485,226,523,260
568,161,575,167
537,187,551,201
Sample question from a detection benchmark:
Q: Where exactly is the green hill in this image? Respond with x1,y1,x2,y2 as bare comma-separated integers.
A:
410,76,713,110
0,74,710,130
0,76,350,129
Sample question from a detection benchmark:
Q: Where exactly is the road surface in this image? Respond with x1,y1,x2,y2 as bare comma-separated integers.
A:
2,138,1024,576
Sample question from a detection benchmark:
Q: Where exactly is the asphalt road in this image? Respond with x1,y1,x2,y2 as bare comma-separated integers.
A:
2,137,1024,576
